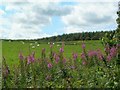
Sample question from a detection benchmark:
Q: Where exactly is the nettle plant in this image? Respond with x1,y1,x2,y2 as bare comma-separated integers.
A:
2,41,119,88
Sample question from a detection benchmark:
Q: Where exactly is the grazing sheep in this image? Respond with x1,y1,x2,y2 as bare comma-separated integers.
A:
21,41,25,44
57,45,60,47
37,44,39,47
32,46,35,48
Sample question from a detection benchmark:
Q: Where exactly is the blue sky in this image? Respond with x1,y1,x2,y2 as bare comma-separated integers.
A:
0,0,119,39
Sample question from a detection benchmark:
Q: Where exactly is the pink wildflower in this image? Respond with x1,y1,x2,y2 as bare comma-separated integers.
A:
88,50,97,58
47,63,52,68
19,52,24,60
27,54,35,64
96,49,103,60
82,61,87,65
63,58,66,63
81,52,86,60
59,47,64,53
55,55,60,63
72,53,78,60
82,42,85,49
107,54,112,61
110,46,117,57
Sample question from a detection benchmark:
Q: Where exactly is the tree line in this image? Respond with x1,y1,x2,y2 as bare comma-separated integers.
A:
40,30,115,42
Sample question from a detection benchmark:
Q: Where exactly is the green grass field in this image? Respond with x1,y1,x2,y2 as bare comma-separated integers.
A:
2,40,104,67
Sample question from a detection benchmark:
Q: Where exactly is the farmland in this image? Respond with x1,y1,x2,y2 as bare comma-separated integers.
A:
2,40,104,67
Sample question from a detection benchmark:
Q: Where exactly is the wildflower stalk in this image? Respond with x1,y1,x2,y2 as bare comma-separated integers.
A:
59,47,64,70
50,42,53,63
82,42,88,61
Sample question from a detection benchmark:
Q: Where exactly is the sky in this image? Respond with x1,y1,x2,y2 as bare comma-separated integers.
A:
0,0,119,39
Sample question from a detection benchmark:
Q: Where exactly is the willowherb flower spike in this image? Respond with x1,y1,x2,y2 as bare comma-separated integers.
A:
55,54,60,64
31,55,35,62
59,47,64,53
72,53,78,60
47,63,52,69
110,46,117,57
81,52,86,60
19,52,24,60
82,61,87,65
63,58,66,63
96,49,104,60
107,54,112,62
27,55,31,64
27,54,35,64
88,50,97,58
82,42,85,49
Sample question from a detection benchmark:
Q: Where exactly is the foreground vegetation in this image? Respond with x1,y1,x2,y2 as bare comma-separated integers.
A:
2,40,120,88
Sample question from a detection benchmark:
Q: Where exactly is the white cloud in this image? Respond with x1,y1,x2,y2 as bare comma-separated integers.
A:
0,1,72,39
62,2,118,33
63,26,83,34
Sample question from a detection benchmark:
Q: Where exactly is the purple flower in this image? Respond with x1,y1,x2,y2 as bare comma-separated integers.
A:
27,56,31,64
96,49,103,60
110,46,117,57
47,63,52,68
88,50,97,58
82,43,85,49
82,61,86,65
53,53,60,63
55,55,60,64
81,52,86,60
27,54,35,64
59,47,64,53
72,53,78,60
31,55,35,62
107,54,112,61
63,58,66,63
19,52,24,60
53,53,57,58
